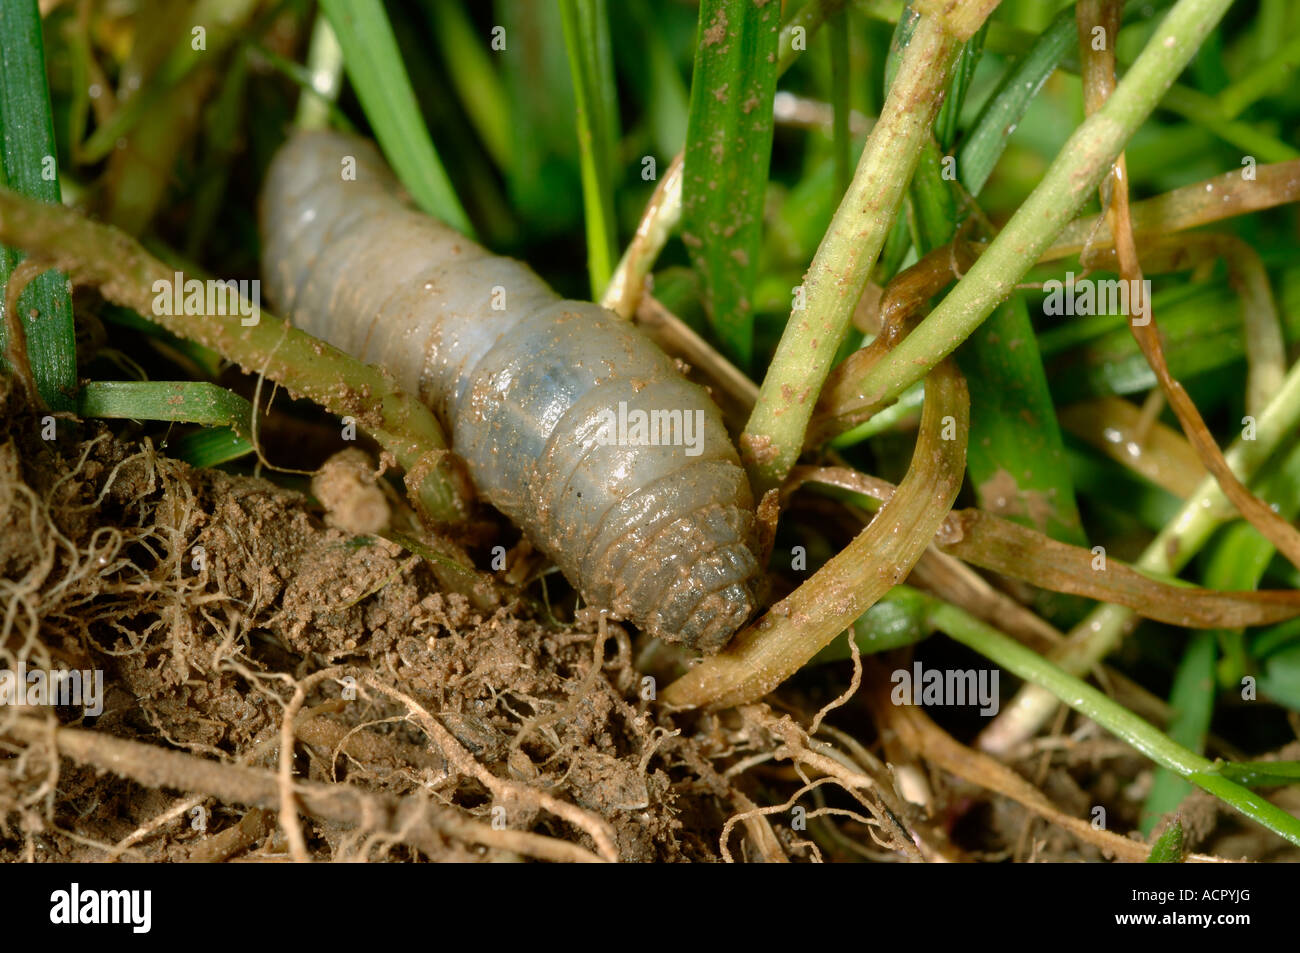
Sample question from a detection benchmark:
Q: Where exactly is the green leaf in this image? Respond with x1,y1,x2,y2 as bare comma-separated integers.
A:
77,381,253,438
681,0,782,370
559,0,621,299
958,296,1087,545
422,0,512,171
1141,631,1217,833
171,426,254,468
958,4,1075,196
319,0,473,235
495,0,580,232
0,0,76,411
1146,820,1186,862
1207,760,1300,789
828,6,853,197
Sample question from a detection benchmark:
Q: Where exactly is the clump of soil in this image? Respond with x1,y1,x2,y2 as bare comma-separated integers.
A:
0,378,818,862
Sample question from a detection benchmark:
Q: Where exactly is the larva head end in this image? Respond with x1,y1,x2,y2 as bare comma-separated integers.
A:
676,580,759,655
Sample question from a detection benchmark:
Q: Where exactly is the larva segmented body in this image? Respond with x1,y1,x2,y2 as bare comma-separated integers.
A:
260,131,761,652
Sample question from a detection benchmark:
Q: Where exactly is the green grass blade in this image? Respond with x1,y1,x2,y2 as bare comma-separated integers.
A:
0,0,76,411
1040,278,1300,403
171,426,254,467
294,14,346,132
828,6,853,197
1160,84,1300,162
320,0,473,235
812,585,935,663
926,595,1300,848
681,0,783,370
422,0,511,171
624,0,690,158
1140,631,1217,833
1209,441,1300,685
559,0,621,299
957,296,1086,544
831,381,926,446
958,4,1074,196
935,20,985,153
1209,761,1300,788
1216,31,1300,119
78,381,253,438
1145,820,1186,862
495,0,580,232
907,139,957,253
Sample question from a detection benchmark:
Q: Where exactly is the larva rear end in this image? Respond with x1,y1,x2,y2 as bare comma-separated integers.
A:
260,131,762,653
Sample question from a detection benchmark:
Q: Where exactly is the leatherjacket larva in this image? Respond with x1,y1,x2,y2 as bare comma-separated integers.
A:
259,131,761,652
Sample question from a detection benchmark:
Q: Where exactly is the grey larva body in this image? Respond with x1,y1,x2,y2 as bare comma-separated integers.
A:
260,131,761,652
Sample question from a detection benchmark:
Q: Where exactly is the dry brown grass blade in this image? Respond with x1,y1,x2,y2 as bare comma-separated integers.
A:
1059,396,1207,498
1042,160,1300,262
1076,0,1300,574
603,153,684,321
790,465,1300,628
1071,233,1286,418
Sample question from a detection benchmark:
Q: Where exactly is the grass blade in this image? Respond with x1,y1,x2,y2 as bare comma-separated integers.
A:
1209,761,1300,788
1145,820,1186,862
959,4,1075,196
0,0,76,411
1140,631,1216,832
423,0,511,171
828,6,853,197
927,597,1300,848
77,380,254,437
935,20,985,153
681,0,783,369
559,0,621,299
171,426,254,468
957,296,1086,545
319,0,473,234
902,16,1085,547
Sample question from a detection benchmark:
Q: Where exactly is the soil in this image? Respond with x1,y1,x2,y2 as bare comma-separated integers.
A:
0,377,776,861
2,375,1296,863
